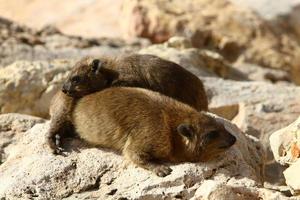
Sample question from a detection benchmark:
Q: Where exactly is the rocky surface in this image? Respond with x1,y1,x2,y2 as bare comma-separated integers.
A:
121,0,300,84
204,77,300,184
0,113,277,199
229,0,300,20
1,3,300,198
1,36,299,187
0,60,73,118
270,117,300,195
0,36,244,118
139,36,246,80
0,17,145,68
0,113,45,165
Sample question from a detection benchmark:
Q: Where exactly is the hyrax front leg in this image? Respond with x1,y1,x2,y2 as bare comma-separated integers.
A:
48,91,74,154
48,114,66,154
123,140,172,177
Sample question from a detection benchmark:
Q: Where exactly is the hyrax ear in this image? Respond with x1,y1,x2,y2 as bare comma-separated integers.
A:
177,124,194,139
91,59,102,74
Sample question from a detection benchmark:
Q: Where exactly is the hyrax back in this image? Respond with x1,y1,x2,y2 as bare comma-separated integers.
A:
63,54,208,111
72,87,236,177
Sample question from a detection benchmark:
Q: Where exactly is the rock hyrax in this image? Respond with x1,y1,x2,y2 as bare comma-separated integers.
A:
62,54,208,111
49,54,208,153
71,87,236,177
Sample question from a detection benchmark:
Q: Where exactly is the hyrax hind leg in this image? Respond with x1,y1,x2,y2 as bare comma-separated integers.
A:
123,138,172,177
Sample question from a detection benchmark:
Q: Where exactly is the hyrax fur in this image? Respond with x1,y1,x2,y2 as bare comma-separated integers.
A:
49,54,208,153
62,54,208,111
71,87,236,177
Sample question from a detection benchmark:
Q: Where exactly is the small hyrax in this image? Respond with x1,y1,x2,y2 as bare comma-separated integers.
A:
71,87,236,177
49,54,208,152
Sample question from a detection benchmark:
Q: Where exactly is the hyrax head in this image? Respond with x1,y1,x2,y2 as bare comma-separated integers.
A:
62,57,118,98
176,112,236,162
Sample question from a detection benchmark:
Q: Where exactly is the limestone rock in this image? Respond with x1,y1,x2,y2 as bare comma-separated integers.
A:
139,37,246,80
229,0,300,20
192,180,297,200
233,62,291,84
0,113,270,199
270,116,300,165
0,60,74,117
284,159,300,195
270,117,300,195
121,0,300,84
203,77,300,184
0,17,144,67
0,113,45,165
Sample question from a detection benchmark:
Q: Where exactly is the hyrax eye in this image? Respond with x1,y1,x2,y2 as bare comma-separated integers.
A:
71,75,81,84
206,130,220,140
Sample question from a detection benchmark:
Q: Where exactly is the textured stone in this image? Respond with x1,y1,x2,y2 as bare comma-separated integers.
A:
203,77,300,184
0,17,144,67
139,36,246,80
0,60,74,117
284,159,300,195
0,113,45,165
0,113,268,199
270,116,300,195
270,116,300,165
121,0,300,84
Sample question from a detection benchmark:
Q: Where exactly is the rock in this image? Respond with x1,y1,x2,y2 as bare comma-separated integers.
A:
0,113,45,165
121,0,300,84
0,17,144,67
0,113,269,199
270,116,300,195
139,36,247,80
203,77,300,184
233,62,291,84
192,180,297,200
209,104,240,121
284,159,300,195
229,0,300,20
270,116,300,165
0,60,74,117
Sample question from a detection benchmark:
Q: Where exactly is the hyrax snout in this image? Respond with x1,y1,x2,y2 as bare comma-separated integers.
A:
71,87,236,177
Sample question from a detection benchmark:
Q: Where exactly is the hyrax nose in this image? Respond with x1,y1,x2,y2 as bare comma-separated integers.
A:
62,84,68,94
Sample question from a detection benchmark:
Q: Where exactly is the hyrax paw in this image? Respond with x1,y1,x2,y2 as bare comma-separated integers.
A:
47,133,63,155
153,165,172,177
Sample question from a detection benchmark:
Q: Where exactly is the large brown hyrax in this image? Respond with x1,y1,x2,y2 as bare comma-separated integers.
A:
48,54,208,153
71,87,236,177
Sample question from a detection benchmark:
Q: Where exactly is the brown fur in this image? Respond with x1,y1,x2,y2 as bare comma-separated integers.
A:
63,54,208,111
48,91,76,152
71,87,236,177
49,54,208,153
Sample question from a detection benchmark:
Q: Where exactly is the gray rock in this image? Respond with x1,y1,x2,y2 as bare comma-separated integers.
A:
0,60,74,117
0,113,45,165
0,17,143,67
270,117,300,195
0,113,268,199
203,77,300,184
139,37,247,80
